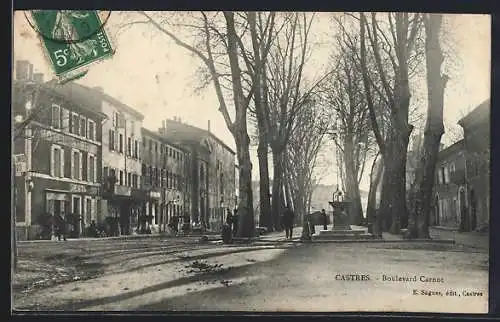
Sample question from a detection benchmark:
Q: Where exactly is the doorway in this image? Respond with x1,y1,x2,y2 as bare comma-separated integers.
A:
434,196,440,226
470,189,477,231
72,196,81,236
459,189,467,231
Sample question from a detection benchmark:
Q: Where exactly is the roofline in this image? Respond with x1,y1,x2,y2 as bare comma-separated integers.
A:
438,139,465,158
14,80,108,121
141,127,188,153
457,98,490,126
164,119,236,155
44,79,145,121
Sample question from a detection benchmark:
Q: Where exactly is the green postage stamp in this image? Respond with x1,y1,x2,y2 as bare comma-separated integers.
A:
29,10,115,83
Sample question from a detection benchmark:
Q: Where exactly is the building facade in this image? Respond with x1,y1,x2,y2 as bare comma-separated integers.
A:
50,82,146,235
141,128,189,232
13,61,106,240
458,99,490,231
431,140,467,229
159,118,236,232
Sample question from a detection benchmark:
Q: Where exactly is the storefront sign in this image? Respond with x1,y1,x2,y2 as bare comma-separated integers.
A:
69,183,99,196
39,127,99,155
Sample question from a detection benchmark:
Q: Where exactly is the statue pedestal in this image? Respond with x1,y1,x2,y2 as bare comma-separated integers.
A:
313,200,375,241
329,200,352,230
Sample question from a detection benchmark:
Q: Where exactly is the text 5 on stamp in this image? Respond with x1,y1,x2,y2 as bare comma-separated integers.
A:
27,10,114,82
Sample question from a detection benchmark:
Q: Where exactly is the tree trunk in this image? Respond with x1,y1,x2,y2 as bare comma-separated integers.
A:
408,14,447,239
257,137,272,231
388,130,410,234
224,12,255,238
343,138,364,225
235,132,255,237
367,154,383,236
271,148,284,231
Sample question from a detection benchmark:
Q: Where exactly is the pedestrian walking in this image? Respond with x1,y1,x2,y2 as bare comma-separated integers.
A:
232,209,239,237
55,214,67,241
321,208,328,230
283,205,295,239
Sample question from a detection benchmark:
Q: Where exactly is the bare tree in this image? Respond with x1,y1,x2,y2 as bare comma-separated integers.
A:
239,12,279,232
262,12,327,230
408,14,449,239
128,11,260,236
284,99,329,239
358,12,424,234
322,28,374,225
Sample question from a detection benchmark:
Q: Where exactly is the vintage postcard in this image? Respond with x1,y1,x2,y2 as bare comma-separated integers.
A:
11,11,490,313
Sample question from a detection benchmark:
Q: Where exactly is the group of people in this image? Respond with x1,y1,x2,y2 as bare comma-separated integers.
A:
284,207,330,239
225,208,239,237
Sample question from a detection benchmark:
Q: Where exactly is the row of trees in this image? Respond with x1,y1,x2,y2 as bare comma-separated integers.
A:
120,11,449,238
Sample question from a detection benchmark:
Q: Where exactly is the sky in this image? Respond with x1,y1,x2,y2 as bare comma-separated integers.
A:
13,12,491,192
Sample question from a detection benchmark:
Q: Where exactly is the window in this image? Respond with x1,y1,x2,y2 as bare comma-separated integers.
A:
444,167,450,184
149,140,152,152
71,113,80,135
71,149,82,180
437,167,443,184
119,170,124,185
119,134,123,153
161,169,165,187
87,120,96,141
154,142,158,154
132,174,138,188
50,145,64,177
220,173,224,195
134,140,138,158
51,104,61,129
61,108,69,131
449,162,455,175
127,137,132,156
113,112,119,127
128,172,132,187
88,154,96,183
169,148,172,157
79,116,87,138
148,166,153,185
109,130,115,151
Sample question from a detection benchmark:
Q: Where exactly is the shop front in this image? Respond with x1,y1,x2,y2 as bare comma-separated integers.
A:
30,175,100,239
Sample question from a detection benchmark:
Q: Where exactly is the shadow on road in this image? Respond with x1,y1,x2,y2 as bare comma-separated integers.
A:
30,245,299,311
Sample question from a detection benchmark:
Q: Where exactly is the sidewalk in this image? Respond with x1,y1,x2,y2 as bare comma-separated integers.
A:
429,227,489,251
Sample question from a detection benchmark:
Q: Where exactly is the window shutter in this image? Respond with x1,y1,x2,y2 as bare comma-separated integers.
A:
60,148,65,178
62,108,69,131
70,151,74,179
82,152,88,181
79,152,83,180
50,147,55,177
108,129,113,150
93,157,97,183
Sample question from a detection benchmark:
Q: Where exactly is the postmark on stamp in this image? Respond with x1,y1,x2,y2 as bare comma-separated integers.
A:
26,10,115,83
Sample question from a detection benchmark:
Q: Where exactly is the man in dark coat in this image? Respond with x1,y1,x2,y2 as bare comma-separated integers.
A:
283,205,295,239
321,209,328,230
232,209,239,237
55,214,67,241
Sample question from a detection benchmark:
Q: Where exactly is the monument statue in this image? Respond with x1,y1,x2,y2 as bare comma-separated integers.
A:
328,187,352,231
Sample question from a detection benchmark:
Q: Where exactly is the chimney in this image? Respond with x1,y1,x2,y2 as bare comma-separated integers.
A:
33,72,44,83
208,120,211,133
162,120,166,128
15,60,33,81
